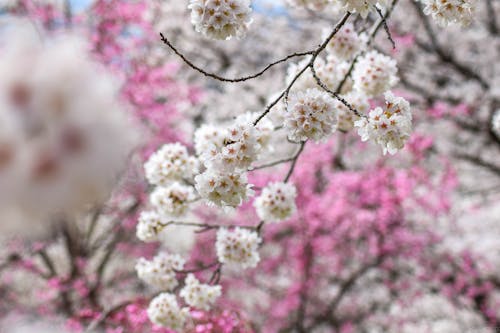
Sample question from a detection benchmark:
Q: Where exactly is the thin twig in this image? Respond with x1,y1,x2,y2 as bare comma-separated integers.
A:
375,6,396,49
160,33,314,83
249,143,306,171
485,0,499,35
254,12,352,125
176,261,220,274
336,0,399,93
310,66,364,118
284,141,306,182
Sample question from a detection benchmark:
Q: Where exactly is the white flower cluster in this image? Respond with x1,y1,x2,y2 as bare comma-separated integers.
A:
285,88,339,142
334,92,370,131
286,0,388,16
352,50,399,97
355,91,412,155
136,252,185,291
316,56,354,94
180,274,222,310
236,112,274,152
136,210,166,242
283,33,408,153
422,0,476,27
193,113,273,207
0,20,138,234
216,227,262,268
147,293,190,330
254,182,297,222
337,0,388,18
188,0,253,40
141,142,200,248
286,57,352,94
195,169,254,207
194,124,226,156
150,183,196,217
324,23,367,61
144,143,198,187
200,117,261,172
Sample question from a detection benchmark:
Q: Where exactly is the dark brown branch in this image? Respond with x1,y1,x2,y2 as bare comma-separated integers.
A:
319,258,383,325
38,247,74,316
254,12,352,126
86,298,139,332
375,6,396,49
485,0,499,35
0,253,21,273
37,249,57,278
310,66,364,118
176,261,220,274
160,33,314,83
284,141,306,182
249,143,306,171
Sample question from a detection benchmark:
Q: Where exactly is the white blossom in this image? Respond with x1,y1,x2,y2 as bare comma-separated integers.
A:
136,252,185,291
136,210,167,243
180,274,222,310
337,0,388,18
422,0,476,27
200,117,261,172
235,112,275,153
147,293,189,330
254,182,297,222
150,182,196,217
194,124,225,157
355,91,412,155
188,0,253,40
194,169,254,207
285,88,339,142
144,143,199,187
352,50,399,97
286,57,318,92
215,227,261,268
286,56,352,94
0,21,138,233
316,56,354,94
334,91,370,131
324,23,367,60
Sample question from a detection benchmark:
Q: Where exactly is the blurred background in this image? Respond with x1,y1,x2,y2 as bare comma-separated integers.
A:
0,0,499,332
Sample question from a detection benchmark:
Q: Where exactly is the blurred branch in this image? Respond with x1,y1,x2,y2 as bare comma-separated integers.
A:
86,298,139,332
38,249,57,278
485,0,499,35
411,1,489,89
0,253,21,274
455,153,500,175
